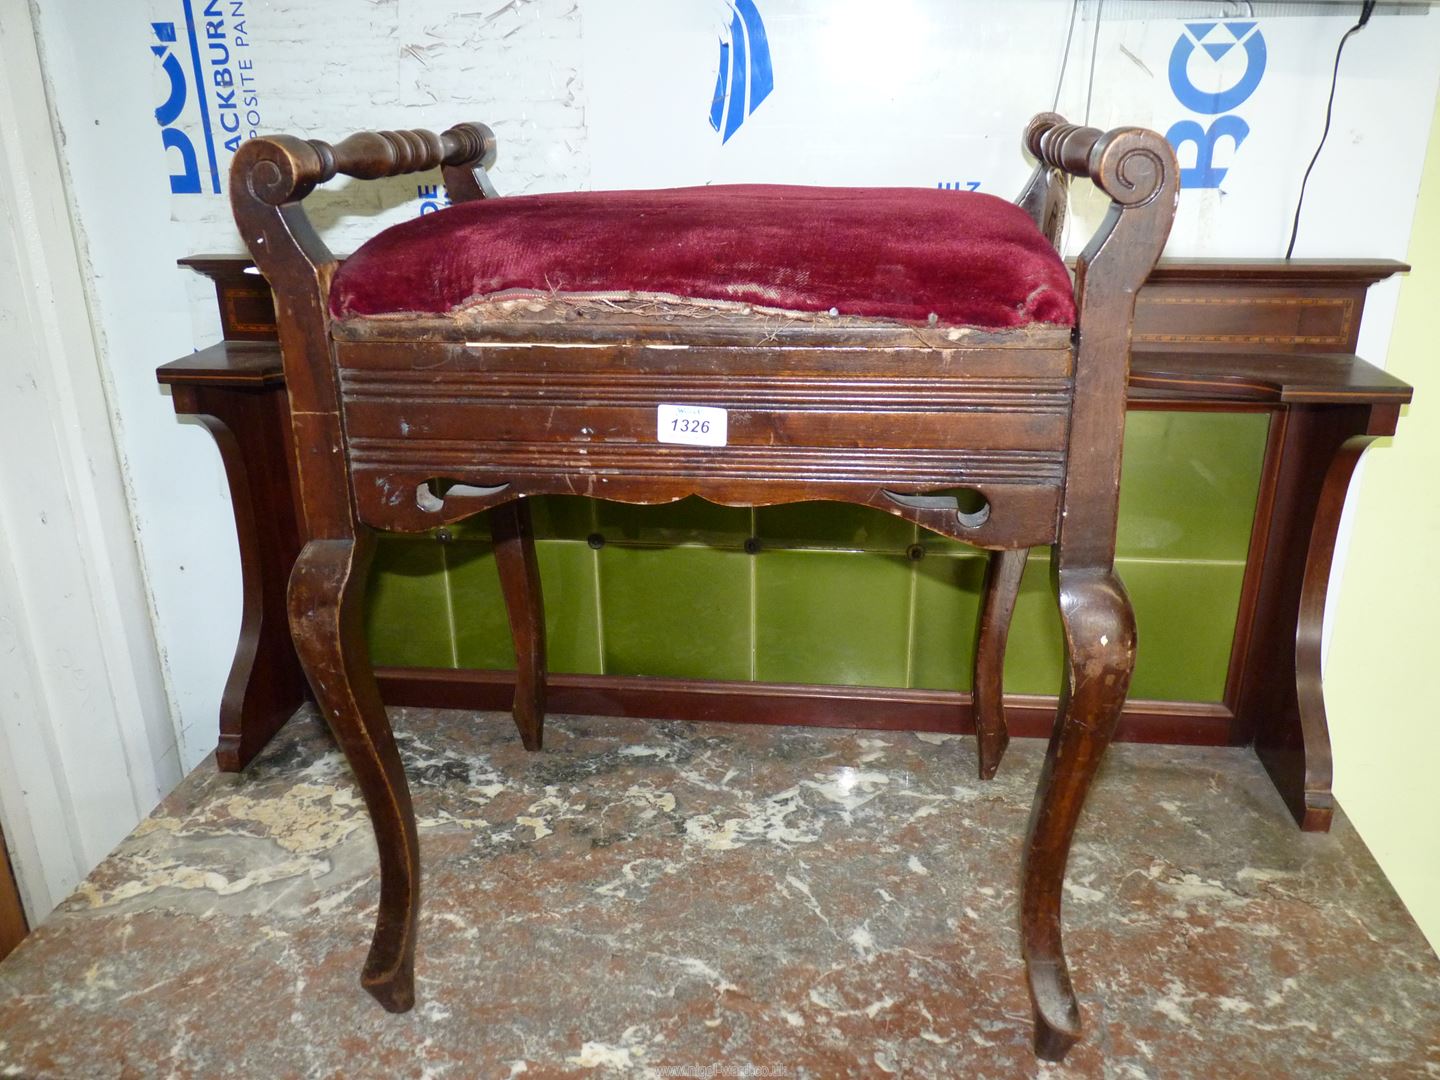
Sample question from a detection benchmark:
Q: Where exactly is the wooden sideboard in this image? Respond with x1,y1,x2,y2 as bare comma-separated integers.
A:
0,821,25,962
159,256,1412,834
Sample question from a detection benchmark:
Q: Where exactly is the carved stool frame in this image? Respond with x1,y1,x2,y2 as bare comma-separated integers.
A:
230,113,1177,1060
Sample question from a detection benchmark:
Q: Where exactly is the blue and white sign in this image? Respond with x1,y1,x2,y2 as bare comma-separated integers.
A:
148,0,265,195
1165,21,1267,189
708,0,774,143
150,12,219,194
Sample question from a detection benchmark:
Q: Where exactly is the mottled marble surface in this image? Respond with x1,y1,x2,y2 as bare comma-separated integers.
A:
1,707,1437,1079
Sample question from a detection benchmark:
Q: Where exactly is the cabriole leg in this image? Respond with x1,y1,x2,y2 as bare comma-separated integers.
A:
289,533,419,1013
1021,564,1136,1060
491,499,548,751
972,547,1026,779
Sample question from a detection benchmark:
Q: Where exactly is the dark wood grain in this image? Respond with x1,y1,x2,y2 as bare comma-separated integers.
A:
1022,567,1138,1059
174,252,1409,355
168,382,308,770
1016,113,1069,247
972,548,1027,778
158,339,1414,405
1129,350,1412,404
1134,258,1403,354
373,668,1234,745
229,123,495,1018
158,340,287,387
1234,402,1402,830
1017,115,1177,1059
0,821,26,962
490,500,547,751
289,533,417,1012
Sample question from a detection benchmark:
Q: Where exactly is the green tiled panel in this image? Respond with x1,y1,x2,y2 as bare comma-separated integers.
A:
447,540,604,673
366,536,456,668
535,541,603,675
857,550,1062,695
444,543,514,671
755,501,915,552
598,544,751,681
1117,410,1270,561
998,552,1068,696
366,536,604,674
1124,558,1247,702
595,496,750,548
754,550,911,687
909,553,986,692
909,550,1244,702
432,496,596,543
437,510,490,542
530,496,597,541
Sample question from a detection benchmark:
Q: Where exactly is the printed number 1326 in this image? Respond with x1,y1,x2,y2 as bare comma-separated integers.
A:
656,404,727,447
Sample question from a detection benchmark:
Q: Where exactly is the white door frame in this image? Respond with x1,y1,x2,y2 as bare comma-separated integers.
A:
0,0,182,920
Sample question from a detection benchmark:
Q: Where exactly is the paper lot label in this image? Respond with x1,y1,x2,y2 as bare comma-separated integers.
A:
657,404,728,447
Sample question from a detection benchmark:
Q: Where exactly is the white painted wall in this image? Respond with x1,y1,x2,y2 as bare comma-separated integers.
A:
8,0,1440,921
0,0,180,919
27,0,600,779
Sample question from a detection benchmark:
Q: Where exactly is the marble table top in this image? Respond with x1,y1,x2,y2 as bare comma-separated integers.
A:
1,706,1437,1078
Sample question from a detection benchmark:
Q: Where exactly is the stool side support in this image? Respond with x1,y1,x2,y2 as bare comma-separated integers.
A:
1019,119,1180,1060
229,123,502,1012
223,114,1179,1062
972,547,1026,780
289,532,417,1012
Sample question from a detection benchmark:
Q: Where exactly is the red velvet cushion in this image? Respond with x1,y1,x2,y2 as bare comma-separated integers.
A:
329,184,1075,329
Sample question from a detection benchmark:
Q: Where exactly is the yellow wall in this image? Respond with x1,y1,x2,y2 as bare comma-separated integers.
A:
1328,97,1440,955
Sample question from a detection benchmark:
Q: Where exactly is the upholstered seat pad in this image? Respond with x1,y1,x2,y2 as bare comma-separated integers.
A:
329,185,1076,330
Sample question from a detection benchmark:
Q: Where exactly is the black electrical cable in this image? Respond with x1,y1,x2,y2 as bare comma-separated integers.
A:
1285,1,1377,259
1083,0,1105,128
1051,0,1081,112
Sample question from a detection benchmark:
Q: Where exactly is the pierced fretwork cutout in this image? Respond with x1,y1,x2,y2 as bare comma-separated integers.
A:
415,479,511,513
883,488,991,529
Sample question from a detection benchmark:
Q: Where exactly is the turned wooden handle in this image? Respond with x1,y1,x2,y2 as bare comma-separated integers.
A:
308,122,497,183
1024,113,1173,207
1025,113,1104,176
233,122,497,207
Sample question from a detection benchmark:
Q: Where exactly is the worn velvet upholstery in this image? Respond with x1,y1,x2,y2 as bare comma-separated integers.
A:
329,184,1075,330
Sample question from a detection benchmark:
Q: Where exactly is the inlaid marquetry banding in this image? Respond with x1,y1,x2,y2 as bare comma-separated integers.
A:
223,291,280,335
1137,333,1352,346
1136,295,1354,347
